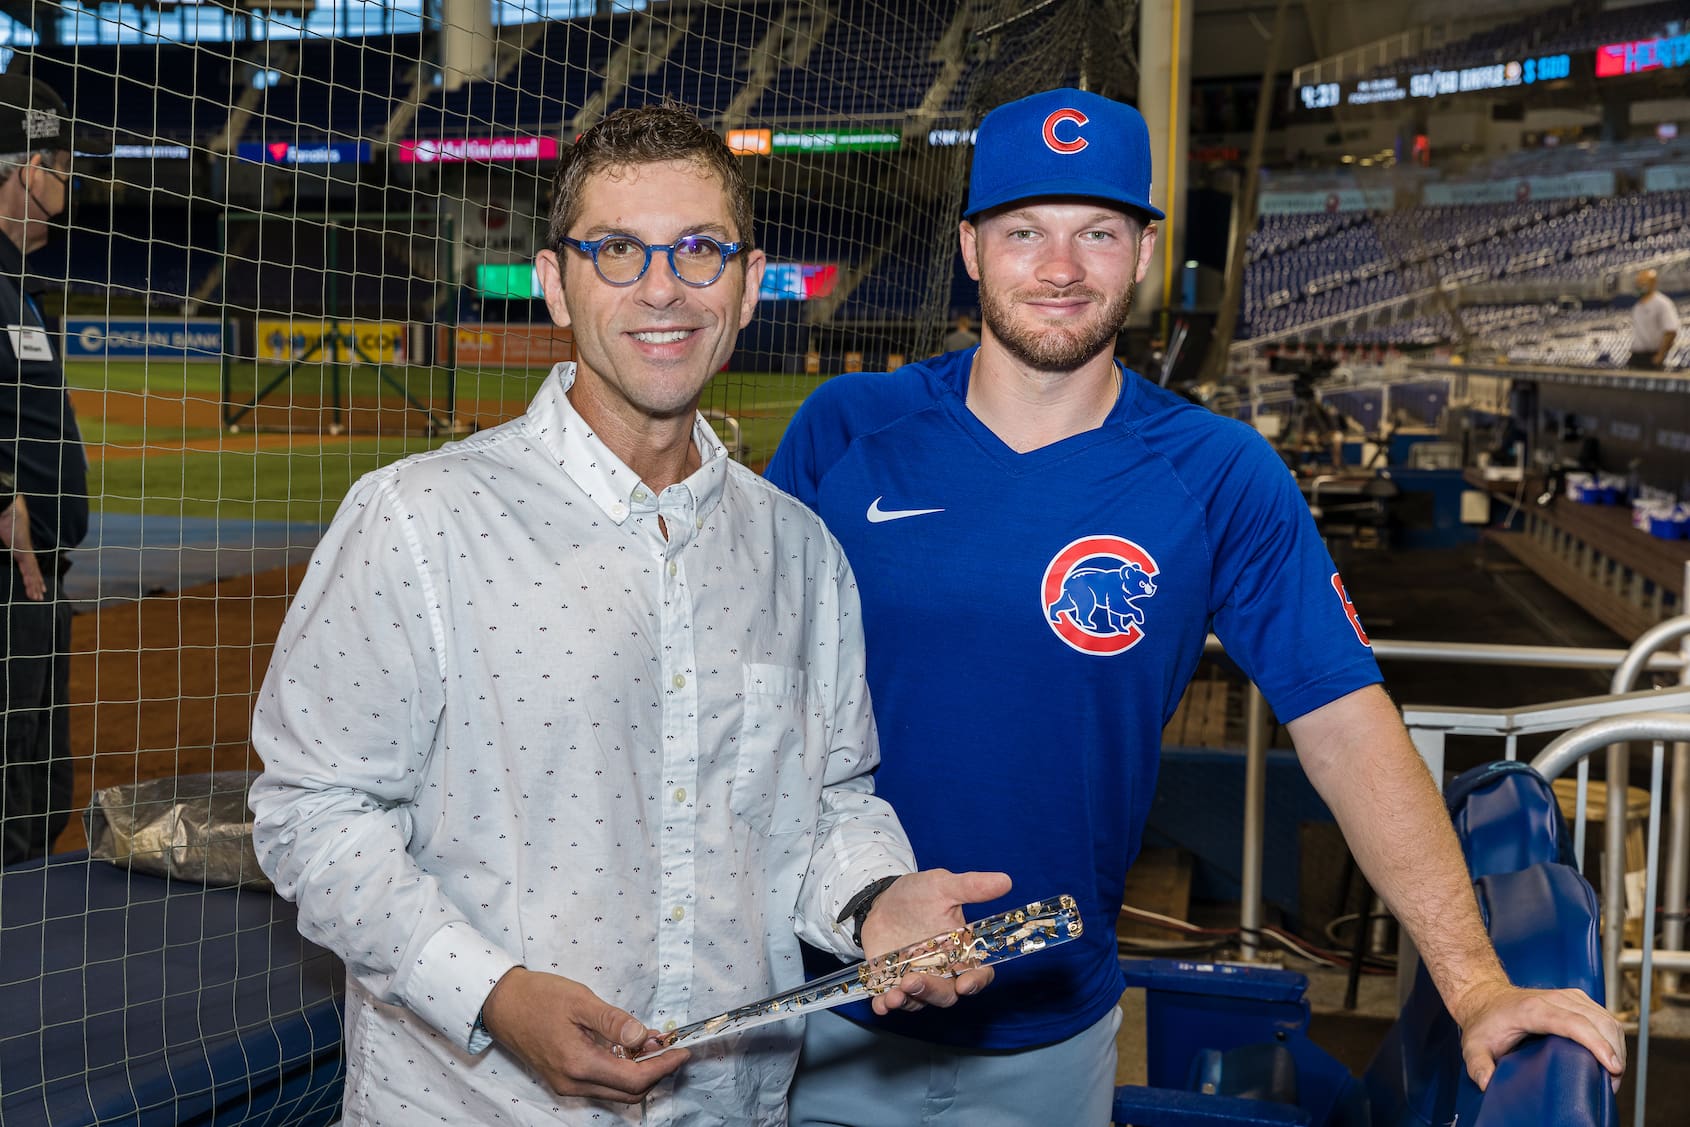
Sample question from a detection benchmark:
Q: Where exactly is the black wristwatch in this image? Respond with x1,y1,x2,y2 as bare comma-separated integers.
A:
838,874,903,947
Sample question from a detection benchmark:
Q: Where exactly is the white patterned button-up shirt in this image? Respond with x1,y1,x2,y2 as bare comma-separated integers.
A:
250,364,914,1126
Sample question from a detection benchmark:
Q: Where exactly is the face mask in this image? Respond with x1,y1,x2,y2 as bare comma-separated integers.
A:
24,162,70,233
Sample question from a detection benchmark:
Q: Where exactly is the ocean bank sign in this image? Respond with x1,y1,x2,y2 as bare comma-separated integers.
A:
63,318,227,361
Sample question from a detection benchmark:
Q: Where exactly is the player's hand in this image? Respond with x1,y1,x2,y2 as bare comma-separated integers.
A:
479,966,688,1103
1452,978,1625,1092
0,495,44,601
859,868,1013,1014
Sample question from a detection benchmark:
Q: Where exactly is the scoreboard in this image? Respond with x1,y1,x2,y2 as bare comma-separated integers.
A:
1295,28,1688,113
1295,52,1577,112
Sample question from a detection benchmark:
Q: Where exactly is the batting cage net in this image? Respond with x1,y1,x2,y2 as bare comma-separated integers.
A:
0,1,1117,1122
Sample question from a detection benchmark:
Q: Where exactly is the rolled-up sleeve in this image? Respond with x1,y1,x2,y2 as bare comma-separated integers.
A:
248,474,517,1050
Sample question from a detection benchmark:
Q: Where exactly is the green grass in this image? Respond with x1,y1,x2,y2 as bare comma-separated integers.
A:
90,438,453,523
699,372,827,464
67,359,225,397
71,362,828,524
66,359,552,407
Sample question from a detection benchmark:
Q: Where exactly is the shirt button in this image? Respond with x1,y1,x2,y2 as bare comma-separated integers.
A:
663,1020,677,1032
668,561,678,577
673,674,686,689
695,517,703,529
610,502,628,519
671,906,685,921
632,488,647,501
673,787,687,803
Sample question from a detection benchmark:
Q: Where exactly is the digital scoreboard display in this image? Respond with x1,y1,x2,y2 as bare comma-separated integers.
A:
1596,32,1690,78
1294,52,1577,111
1299,82,1341,110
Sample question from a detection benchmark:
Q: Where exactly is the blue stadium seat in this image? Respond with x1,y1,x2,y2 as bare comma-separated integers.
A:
1115,958,1368,1127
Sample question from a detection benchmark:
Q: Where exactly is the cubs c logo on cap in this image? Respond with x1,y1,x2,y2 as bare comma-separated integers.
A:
1042,108,1089,154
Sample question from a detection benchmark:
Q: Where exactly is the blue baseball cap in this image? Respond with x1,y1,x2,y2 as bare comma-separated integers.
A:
964,88,1164,221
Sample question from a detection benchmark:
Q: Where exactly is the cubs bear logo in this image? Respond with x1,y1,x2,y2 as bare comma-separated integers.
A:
1042,108,1089,154
1042,535,1159,654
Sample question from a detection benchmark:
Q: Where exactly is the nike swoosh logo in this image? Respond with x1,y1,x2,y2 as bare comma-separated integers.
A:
867,497,945,523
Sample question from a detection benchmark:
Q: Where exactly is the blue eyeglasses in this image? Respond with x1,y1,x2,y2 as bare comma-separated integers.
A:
558,233,745,287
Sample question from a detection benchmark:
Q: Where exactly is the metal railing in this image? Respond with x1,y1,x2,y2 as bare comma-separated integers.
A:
1217,634,1686,960
1211,626,1690,1125
1533,713,1688,1127
1604,616,1690,1001
1230,285,1445,354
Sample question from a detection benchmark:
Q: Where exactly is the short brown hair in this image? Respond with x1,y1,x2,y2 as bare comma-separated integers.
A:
547,103,755,251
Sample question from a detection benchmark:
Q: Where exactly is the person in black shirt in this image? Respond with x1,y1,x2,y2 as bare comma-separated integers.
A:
0,74,92,864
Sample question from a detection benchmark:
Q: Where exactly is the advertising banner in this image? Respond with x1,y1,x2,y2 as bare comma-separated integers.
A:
759,263,839,300
476,264,544,299
1256,187,1395,215
1422,170,1615,206
255,319,407,364
1644,164,1690,192
61,317,226,361
1597,33,1690,78
729,128,902,154
110,144,192,160
770,129,901,153
236,141,372,165
445,324,575,368
397,137,561,163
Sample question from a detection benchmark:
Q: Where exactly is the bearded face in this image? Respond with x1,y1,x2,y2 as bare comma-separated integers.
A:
978,270,1137,372
964,202,1152,374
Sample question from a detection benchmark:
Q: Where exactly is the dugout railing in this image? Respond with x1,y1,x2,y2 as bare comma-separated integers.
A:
1213,626,1690,1127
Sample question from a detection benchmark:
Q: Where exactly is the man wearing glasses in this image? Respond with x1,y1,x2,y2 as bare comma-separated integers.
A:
251,103,1007,1126
0,75,91,865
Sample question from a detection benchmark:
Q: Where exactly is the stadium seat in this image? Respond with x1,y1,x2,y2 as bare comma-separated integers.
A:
1112,959,1367,1127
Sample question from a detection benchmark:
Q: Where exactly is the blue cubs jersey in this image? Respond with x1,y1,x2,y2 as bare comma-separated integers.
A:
765,348,1382,1051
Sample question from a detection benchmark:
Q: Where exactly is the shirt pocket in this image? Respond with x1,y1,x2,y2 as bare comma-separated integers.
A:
732,663,824,836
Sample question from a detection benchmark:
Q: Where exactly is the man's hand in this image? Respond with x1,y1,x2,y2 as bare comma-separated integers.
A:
1453,978,1626,1092
858,868,1013,1015
479,966,688,1103
0,495,43,601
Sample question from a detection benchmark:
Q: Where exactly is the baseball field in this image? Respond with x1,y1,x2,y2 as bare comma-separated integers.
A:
59,357,826,851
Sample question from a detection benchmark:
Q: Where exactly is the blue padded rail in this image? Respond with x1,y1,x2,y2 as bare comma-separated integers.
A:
1444,759,1572,878
1115,761,1613,1126
0,852,344,1126
1364,761,1615,1127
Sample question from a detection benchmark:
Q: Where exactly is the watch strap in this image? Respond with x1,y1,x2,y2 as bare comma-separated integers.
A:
838,874,903,948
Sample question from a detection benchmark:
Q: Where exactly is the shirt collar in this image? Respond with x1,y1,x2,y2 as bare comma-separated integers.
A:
530,361,729,527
